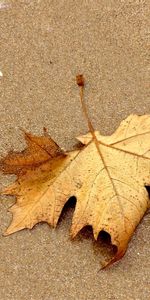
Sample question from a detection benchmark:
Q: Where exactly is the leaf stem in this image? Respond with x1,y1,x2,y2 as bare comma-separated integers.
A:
76,74,101,155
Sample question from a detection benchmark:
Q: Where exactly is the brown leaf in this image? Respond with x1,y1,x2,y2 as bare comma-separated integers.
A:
0,114,150,267
0,130,65,175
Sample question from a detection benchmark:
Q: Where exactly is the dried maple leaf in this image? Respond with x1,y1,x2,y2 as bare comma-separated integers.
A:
0,76,150,267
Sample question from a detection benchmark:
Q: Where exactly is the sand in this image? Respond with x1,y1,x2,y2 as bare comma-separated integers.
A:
0,0,150,299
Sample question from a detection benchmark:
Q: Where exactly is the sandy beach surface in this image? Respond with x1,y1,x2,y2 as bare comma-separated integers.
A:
0,1,149,299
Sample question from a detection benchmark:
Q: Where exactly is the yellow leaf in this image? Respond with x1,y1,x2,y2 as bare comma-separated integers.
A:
0,115,150,267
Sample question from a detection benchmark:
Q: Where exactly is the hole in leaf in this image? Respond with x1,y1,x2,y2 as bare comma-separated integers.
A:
58,196,76,225
98,230,111,243
94,230,117,260
145,186,150,199
76,227,117,264
78,225,94,240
